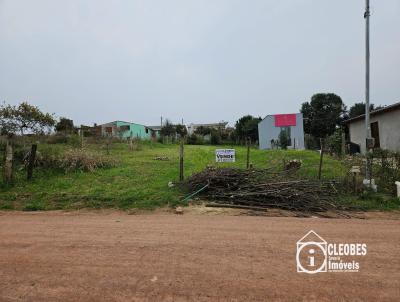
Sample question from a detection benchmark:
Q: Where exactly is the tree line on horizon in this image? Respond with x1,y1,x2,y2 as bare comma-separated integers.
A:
0,95,385,148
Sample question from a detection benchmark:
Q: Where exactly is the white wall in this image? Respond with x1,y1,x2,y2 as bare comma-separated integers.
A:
349,108,400,153
258,113,305,150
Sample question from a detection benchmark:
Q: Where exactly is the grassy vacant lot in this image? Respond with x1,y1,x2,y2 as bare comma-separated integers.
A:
0,141,398,211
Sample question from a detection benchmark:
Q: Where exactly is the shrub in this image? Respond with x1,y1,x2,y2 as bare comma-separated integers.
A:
67,135,82,147
278,130,289,149
0,203,14,210
326,129,343,156
46,134,69,144
210,131,221,145
16,146,118,172
36,146,64,169
187,133,204,145
61,148,117,172
46,134,83,147
304,134,318,150
23,200,45,211
371,149,400,195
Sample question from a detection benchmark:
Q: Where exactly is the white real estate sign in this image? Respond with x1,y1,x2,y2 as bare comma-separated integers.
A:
215,149,235,163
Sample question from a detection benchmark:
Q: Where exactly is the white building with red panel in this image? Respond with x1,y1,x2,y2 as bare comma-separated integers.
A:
258,113,305,150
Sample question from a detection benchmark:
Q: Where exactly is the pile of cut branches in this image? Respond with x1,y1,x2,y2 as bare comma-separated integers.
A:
184,167,341,213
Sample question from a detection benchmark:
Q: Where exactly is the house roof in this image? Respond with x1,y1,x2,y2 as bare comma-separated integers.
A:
113,120,131,124
188,122,228,127
99,121,148,128
99,120,130,125
343,102,400,124
147,126,162,131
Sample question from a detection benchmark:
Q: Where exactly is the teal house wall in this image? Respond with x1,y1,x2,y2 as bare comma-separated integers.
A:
114,121,152,139
100,121,155,140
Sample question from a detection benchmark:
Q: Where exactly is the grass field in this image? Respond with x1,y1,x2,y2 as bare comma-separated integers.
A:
0,141,398,211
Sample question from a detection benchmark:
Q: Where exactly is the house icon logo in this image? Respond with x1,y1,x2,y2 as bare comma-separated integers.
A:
296,230,327,274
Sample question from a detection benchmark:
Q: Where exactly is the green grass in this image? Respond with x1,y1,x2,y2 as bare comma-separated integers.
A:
338,192,400,211
0,141,396,211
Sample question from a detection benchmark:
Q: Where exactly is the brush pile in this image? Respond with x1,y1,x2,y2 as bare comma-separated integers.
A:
185,167,341,212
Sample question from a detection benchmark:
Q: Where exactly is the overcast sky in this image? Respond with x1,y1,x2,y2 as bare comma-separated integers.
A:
0,0,399,127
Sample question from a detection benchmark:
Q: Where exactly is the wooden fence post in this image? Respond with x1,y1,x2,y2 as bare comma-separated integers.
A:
3,138,13,184
318,138,324,180
179,138,184,181
27,144,37,180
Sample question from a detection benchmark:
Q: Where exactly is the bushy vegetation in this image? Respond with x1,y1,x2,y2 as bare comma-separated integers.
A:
325,129,343,156
1,140,117,173
278,129,290,150
187,133,204,145
234,115,261,143
61,148,117,172
0,101,55,135
370,149,400,195
301,93,346,140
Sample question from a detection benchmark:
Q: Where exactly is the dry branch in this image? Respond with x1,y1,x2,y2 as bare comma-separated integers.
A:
184,167,341,213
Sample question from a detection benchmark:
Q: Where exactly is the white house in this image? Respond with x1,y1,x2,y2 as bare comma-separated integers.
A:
187,122,228,135
343,102,400,153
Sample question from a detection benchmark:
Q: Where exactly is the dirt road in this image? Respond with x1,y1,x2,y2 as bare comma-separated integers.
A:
0,210,399,301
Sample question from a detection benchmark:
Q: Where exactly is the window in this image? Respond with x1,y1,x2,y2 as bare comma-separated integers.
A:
119,125,130,132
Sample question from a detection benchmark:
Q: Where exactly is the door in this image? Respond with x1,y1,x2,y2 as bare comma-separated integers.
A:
370,121,380,148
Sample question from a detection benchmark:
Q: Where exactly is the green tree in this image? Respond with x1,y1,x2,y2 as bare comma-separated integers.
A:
278,128,290,149
300,93,346,139
234,115,261,143
175,124,187,138
325,128,343,155
194,126,211,136
160,120,176,137
210,129,221,145
0,102,55,184
55,117,75,134
187,133,204,145
0,101,55,135
348,102,383,118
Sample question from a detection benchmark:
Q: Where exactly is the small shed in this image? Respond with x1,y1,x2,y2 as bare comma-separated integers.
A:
258,113,305,150
343,102,400,153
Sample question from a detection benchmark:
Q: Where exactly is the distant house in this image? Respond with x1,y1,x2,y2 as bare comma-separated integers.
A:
258,113,305,150
187,122,228,135
146,125,162,138
99,121,154,140
343,102,400,153
79,124,102,137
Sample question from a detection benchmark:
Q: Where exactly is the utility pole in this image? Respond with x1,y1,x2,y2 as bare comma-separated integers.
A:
364,0,372,182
